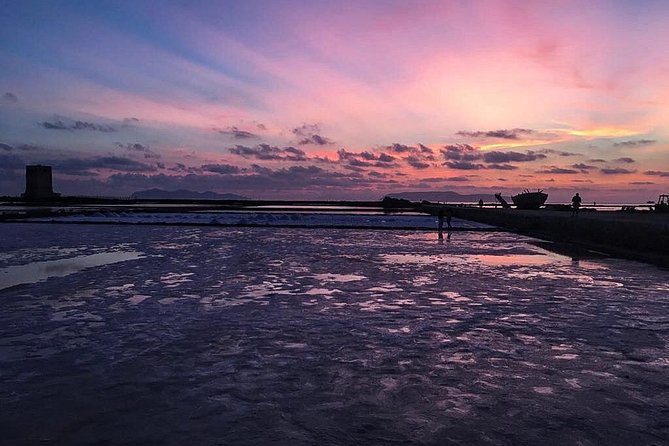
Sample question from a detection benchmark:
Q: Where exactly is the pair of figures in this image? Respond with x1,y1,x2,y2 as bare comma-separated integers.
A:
437,208,453,231
437,209,453,240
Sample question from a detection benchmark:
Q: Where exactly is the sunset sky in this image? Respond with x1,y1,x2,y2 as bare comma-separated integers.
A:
1,0,668,201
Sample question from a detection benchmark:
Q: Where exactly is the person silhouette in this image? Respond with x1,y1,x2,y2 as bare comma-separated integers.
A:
446,208,453,228
571,192,582,216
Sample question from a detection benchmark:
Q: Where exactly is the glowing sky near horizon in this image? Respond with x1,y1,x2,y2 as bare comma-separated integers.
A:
1,0,668,201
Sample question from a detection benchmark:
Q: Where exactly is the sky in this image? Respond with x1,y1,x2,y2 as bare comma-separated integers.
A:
1,0,668,202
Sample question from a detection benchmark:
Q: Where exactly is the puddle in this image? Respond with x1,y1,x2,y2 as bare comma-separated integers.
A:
380,254,450,265
0,251,144,290
468,254,561,266
381,252,567,267
312,273,366,282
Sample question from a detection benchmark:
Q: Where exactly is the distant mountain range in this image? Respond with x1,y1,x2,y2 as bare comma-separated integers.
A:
131,188,493,202
386,191,496,203
131,189,248,200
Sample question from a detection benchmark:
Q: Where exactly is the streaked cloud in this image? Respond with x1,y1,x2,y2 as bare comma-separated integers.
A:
217,126,259,139
229,144,307,161
613,139,656,147
537,167,579,174
201,163,240,174
644,170,669,177
613,157,635,164
482,151,546,163
600,168,636,174
39,118,117,133
444,161,484,170
116,142,161,159
456,128,535,140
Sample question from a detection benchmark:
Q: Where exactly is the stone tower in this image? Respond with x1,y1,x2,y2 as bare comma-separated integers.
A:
23,165,56,200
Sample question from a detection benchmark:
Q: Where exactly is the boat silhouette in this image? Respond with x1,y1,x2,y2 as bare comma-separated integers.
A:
511,189,548,209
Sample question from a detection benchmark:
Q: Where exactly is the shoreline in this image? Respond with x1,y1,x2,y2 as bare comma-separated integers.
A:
452,207,669,268
3,199,668,267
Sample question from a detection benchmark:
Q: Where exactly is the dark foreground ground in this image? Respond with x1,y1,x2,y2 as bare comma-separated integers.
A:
453,207,669,267
1,224,668,445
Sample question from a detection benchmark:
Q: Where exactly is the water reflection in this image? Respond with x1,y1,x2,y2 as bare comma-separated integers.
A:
380,251,565,266
0,251,144,290
468,253,563,266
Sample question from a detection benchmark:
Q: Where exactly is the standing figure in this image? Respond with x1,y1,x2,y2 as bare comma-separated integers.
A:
478,199,484,208
571,192,582,216
446,208,453,228
437,209,444,239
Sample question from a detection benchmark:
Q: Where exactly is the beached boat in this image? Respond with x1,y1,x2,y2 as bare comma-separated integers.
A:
511,190,548,210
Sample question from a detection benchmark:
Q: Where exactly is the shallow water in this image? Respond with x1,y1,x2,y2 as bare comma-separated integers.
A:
0,251,144,290
28,210,491,229
0,223,667,445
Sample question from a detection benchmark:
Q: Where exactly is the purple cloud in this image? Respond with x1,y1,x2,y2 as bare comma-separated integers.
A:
40,118,116,133
571,163,595,171
385,143,414,153
539,149,581,157
299,134,333,145
116,142,161,159
644,170,669,177
600,168,636,174
292,123,334,145
382,143,435,167
201,163,241,174
229,144,307,161
486,163,517,170
337,149,398,169
537,167,579,174
482,150,546,163
440,144,481,161
613,157,635,163
99,162,401,198
218,126,259,139
456,128,535,139
444,161,484,170
405,155,430,169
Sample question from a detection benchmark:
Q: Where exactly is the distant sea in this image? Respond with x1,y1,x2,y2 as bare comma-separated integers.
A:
0,200,658,218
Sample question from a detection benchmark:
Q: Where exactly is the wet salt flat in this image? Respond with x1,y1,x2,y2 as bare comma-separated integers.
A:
1,223,668,445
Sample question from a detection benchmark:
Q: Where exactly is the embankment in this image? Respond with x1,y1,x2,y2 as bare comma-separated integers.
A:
452,207,669,267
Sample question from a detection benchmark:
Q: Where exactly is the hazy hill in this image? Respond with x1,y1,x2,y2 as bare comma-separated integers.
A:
386,191,496,203
131,189,248,200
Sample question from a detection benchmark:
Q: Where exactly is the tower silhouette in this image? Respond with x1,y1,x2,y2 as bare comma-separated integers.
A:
23,165,58,200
